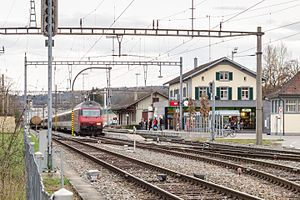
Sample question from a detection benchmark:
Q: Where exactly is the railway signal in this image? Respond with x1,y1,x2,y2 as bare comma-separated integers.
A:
41,0,58,37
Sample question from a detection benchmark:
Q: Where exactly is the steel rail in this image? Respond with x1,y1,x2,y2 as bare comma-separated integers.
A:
93,136,300,193
54,136,261,200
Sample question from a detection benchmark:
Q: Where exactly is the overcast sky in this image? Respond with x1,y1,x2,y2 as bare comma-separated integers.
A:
0,0,299,93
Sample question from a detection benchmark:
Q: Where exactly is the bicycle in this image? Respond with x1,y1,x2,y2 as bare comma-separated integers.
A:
223,128,236,137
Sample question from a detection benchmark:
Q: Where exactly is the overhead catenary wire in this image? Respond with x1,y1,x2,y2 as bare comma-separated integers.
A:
80,0,136,60
211,0,266,29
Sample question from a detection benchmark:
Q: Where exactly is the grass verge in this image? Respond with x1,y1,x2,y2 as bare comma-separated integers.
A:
214,138,283,145
30,133,39,152
43,175,71,194
0,131,25,199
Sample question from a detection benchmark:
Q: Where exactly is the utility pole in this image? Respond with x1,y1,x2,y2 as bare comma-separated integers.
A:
179,57,183,131
81,73,88,91
135,73,140,87
29,0,37,27
210,81,216,141
231,47,238,60
24,53,28,144
190,0,195,31
0,46,4,55
2,74,4,115
256,27,263,145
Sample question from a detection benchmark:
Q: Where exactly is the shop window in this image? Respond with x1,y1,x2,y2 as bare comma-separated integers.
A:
298,100,300,112
285,100,297,112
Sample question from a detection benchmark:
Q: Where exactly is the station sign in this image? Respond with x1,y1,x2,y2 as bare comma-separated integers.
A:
169,100,179,107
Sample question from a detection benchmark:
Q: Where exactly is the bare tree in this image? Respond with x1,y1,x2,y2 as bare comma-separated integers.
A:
263,43,300,96
187,98,196,131
0,76,24,199
199,92,210,130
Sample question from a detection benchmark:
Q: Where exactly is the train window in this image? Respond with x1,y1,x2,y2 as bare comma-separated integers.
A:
82,109,101,117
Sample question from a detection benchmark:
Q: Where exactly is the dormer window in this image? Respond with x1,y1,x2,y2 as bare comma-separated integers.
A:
216,71,233,81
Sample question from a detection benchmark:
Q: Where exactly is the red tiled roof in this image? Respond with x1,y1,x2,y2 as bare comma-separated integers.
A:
270,71,300,97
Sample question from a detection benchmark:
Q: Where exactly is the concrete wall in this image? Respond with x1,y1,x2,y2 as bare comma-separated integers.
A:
0,116,16,133
270,113,300,135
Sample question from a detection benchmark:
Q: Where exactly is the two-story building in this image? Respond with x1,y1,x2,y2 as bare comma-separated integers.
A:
268,71,300,135
164,57,258,130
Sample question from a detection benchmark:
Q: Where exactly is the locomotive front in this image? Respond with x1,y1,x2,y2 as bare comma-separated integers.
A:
78,101,104,136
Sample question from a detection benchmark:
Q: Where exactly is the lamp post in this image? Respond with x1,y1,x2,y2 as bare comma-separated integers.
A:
231,47,238,60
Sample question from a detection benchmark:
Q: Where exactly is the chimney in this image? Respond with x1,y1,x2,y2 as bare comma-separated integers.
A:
134,91,138,101
194,57,198,68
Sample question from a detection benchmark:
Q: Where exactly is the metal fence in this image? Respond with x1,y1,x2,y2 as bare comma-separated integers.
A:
25,130,51,200
183,113,210,132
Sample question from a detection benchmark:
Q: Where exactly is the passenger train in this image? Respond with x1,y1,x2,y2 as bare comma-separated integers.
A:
42,100,104,136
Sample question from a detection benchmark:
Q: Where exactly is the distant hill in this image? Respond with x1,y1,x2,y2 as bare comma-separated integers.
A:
17,86,169,111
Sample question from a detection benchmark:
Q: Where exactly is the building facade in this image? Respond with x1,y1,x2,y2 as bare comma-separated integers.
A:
268,71,300,135
165,57,258,130
111,91,168,126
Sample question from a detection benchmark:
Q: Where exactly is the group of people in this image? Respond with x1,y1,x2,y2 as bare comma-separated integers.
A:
139,117,164,131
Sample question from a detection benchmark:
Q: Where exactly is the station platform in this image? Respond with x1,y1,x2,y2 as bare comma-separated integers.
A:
61,160,105,200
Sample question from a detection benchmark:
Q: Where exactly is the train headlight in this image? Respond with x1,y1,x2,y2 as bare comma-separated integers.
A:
96,122,101,126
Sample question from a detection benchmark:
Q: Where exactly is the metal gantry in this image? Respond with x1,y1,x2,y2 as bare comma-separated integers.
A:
25,58,184,135
0,27,260,37
15,25,264,149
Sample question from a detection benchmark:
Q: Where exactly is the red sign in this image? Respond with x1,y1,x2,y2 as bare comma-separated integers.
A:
169,100,179,107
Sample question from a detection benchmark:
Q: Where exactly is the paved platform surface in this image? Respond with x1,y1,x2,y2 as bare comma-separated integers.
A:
62,163,105,200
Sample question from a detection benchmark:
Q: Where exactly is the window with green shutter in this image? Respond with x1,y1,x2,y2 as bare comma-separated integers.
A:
228,87,232,100
229,72,233,80
216,72,220,80
238,87,241,100
249,87,253,100
206,87,211,100
216,87,220,99
195,87,199,100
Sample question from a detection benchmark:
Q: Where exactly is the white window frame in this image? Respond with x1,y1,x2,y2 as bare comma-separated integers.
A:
219,71,229,81
241,87,249,100
169,90,173,98
220,87,228,100
199,87,208,98
285,99,297,113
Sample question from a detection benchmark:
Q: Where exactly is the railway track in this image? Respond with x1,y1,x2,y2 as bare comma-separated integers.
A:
90,136,300,195
53,136,261,200
174,141,300,161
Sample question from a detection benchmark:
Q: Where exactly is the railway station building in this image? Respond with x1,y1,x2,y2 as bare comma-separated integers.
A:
111,91,168,126
268,71,300,135
164,57,259,131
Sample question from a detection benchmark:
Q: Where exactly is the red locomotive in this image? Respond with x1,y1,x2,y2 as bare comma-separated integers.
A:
46,100,104,136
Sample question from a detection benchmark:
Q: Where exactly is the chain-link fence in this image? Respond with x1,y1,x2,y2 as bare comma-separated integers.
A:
25,131,51,200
